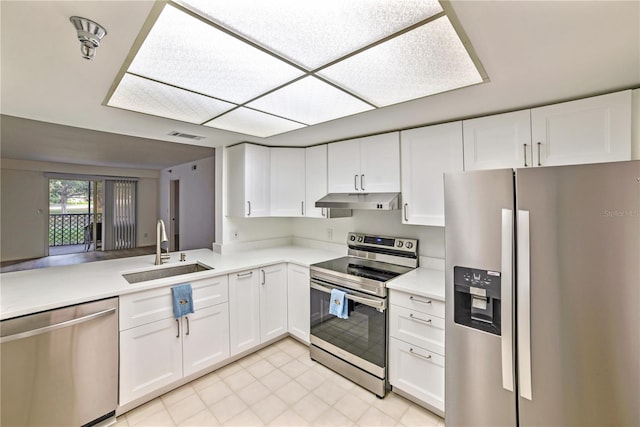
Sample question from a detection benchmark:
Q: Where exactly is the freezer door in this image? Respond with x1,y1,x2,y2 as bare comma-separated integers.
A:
516,161,640,426
444,169,517,426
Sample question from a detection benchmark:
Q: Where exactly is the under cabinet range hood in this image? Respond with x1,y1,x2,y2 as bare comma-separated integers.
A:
315,193,400,210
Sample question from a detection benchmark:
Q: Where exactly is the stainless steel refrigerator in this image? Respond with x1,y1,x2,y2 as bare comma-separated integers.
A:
443,160,639,426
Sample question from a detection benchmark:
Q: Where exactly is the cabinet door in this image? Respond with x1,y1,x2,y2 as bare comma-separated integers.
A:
120,317,182,404
183,303,230,377
389,337,445,414
270,148,305,217
401,123,463,226
245,144,271,217
360,132,401,192
305,145,328,218
259,264,288,342
229,270,261,356
327,139,360,193
531,90,632,167
287,264,310,343
463,110,532,170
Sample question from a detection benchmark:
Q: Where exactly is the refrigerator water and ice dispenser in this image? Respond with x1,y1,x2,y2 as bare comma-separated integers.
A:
453,266,501,335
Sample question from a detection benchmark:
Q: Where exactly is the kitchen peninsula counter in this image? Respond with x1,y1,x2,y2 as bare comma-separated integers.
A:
0,246,344,321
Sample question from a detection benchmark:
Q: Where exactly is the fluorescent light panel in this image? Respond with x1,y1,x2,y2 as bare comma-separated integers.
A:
127,5,303,104
247,76,374,125
319,17,484,106
204,107,306,138
108,73,235,124
175,0,443,70
107,1,485,138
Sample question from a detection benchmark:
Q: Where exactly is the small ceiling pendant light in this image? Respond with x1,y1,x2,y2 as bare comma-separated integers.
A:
70,16,107,60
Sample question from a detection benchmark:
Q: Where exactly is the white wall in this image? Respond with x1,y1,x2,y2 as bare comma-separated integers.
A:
160,155,216,251
0,159,159,262
292,211,445,259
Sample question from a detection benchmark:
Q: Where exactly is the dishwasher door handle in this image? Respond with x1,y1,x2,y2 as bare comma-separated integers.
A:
0,307,116,343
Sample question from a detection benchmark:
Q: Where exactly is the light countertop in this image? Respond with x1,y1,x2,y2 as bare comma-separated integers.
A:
386,267,445,301
0,246,344,320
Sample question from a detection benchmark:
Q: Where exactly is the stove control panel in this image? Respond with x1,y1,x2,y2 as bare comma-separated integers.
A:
347,232,418,255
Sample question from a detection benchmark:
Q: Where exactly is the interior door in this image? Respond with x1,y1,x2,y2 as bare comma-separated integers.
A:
515,161,640,426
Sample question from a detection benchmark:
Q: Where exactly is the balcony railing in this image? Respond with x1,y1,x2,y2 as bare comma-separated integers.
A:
49,213,102,247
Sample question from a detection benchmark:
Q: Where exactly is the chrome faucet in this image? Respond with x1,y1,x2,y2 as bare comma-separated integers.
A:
155,219,170,265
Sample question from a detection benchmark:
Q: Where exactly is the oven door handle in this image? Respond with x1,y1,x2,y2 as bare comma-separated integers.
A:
310,280,386,311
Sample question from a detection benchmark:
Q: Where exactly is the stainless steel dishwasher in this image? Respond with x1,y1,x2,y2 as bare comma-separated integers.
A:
1,298,118,427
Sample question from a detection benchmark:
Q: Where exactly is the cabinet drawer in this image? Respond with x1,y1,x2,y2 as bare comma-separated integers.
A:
192,275,229,309
389,337,444,413
120,275,229,330
390,291,444,318
390,305,444,355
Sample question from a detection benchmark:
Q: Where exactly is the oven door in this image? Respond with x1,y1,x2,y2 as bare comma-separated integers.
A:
309,278,387,377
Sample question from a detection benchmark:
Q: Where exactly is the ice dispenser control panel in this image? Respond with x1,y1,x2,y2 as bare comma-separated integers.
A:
453,266,501,335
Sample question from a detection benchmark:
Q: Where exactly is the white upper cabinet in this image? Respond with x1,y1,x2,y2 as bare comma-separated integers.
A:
401,122,463,226
463,90,632,171
463,110,532,170
328,132,400,193
225,143,270,217
531,90,632,167
305,145,328,218
270,148,305,217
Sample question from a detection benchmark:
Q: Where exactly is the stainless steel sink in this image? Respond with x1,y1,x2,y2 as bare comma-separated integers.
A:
122,263,213,284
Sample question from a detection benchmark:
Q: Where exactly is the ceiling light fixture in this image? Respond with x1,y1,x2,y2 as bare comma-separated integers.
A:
70,16,107,60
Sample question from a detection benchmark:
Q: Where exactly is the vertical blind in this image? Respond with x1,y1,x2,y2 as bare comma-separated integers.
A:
103,180,137,250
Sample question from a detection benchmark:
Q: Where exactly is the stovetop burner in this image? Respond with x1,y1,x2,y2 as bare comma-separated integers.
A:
310,233,419,297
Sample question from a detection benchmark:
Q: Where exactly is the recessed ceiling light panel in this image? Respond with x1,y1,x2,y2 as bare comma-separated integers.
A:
204,107,306,138
128,5,304,104
108,73,236,124
318,16,484,106
247,76,374,125
174,0,443,69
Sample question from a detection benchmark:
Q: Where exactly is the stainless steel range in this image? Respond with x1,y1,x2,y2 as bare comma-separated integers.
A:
309,232,418,397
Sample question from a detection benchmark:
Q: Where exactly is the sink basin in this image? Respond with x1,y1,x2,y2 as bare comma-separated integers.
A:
123,263,213,284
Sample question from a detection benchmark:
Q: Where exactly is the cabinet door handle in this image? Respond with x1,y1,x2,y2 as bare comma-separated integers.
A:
321,208,326,217
176,318,180,338
409,295,432,305
354,174,359,191
409,347,432,361
360,174,365,191
261,269,266,285
409,313,432,324
403,203,409,222
237,271,253,278
301,201,304,216
185,316,190,335
537,142,542,166
523,144,529,167
247,201,251,216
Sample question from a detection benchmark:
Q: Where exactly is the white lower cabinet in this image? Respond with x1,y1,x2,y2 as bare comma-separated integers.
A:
389,289,445,415
287,264,310,343
229,263,288,356
389,338,445,412
119,276,230,405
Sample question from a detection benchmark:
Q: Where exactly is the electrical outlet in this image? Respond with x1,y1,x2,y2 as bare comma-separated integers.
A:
232,230,240,240
327,228,333,240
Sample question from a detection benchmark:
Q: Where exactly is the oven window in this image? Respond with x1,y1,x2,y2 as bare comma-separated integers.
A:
310,288,386,368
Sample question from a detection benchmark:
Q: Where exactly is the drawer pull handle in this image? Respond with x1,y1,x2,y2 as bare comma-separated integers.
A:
409,313,432,324
409,296,432,304
409,348,432,361
237,271,253,278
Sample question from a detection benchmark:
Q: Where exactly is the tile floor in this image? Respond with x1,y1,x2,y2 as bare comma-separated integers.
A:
115,337,445,427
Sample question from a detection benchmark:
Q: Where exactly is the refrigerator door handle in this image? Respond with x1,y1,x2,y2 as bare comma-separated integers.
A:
501,209,514,392
517,209,533,400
